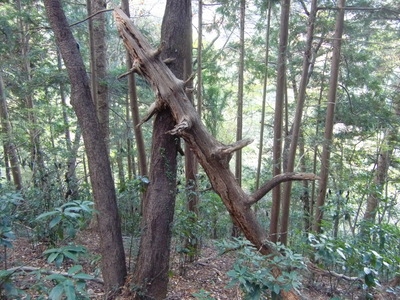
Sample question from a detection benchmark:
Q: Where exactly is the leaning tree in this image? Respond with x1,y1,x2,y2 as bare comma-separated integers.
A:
114,7,318,300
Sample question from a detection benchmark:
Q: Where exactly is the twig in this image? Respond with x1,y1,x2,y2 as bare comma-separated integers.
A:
69,8,114,27
6,266,104,284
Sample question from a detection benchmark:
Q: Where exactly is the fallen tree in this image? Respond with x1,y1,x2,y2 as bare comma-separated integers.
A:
114,7,319,300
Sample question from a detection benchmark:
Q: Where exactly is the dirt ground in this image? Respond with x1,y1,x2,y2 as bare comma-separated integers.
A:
4,230,399,299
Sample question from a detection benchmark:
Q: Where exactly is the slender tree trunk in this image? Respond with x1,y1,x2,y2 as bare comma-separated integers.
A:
0,73,23,190
121,0,148,182
255,0,272,191
362,95,399,228
58,48,81,200
279,0,318,245
269,0,291,243
16,0,45,185
92,0,109,147
179,0,199,261
44,1,127,292
231,0,246,238
235,0,245,186
313,0,346,233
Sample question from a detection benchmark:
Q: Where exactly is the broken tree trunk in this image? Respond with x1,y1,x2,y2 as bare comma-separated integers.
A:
114,8,318,299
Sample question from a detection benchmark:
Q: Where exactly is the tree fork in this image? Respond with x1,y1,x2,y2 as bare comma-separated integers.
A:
114,8,318,299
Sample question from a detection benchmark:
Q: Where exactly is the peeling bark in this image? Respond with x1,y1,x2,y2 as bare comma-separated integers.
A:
114,8,319,299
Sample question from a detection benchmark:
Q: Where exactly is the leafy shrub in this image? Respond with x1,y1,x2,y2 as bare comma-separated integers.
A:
43,245,88,268
35,200,95,243
221,238,305,299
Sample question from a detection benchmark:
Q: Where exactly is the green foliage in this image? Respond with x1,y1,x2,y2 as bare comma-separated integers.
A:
0,269,28,299
45,265,93,300
0,192,23,249
43,245,88,268
221,238,305,299
35,200,95,243
192,289,216,300
308,229,400,294
117,176,148,235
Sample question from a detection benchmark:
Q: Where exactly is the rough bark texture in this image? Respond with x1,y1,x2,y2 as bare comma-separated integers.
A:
44,0,126,292
92,0,109,146
130,1,190,298
115,9,320,299
121,0,148,179
132,108,178,299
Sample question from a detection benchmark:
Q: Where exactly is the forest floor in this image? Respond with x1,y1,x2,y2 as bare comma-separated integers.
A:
5,229,399,299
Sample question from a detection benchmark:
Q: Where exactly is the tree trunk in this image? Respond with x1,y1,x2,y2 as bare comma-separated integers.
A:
279,0,318,245
115,9,319,299
313,0,346,233
121,0,148,181
44,0,126,292
0,72,23,190
255,0,272,191
16,0,45,186
58,48,81,200
92,0,109,146
131,0,193,298
270,0,291,243
362,95,399,227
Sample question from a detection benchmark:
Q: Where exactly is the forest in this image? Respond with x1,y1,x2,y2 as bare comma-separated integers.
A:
0,0,399,299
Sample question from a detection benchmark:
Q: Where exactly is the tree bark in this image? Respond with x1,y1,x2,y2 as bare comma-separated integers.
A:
131,0,192,298
121,0,148,181
362,96,399,226
44,0,126,292
270,0,291,243
0,72,23,190
313,0,346,233
115,9,319,299
91,0,109,147
279,0,318,245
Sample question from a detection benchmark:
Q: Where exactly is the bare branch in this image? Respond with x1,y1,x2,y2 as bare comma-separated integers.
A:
6,266,104,284
137,101,160,127
221,138,253,155
247,173,320,205
69,8,114,27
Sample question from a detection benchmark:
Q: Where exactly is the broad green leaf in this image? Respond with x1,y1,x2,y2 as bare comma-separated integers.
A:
63,251,78,262
68,265,83,274
63,280,76,300
48,283,64,300
72,272,94,280
47,252,60,264
49,215,62,229
36,211,59,220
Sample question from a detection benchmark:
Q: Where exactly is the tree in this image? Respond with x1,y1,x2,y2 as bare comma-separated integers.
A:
279,0,319,245
270,0,291,243
313,0,346,233
130,0,193,298
121,0,148,204
44,0,126,292
362,95,399,226
255,0,272,191
0,72,22,190
115,8,318,299
91,0,109,147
